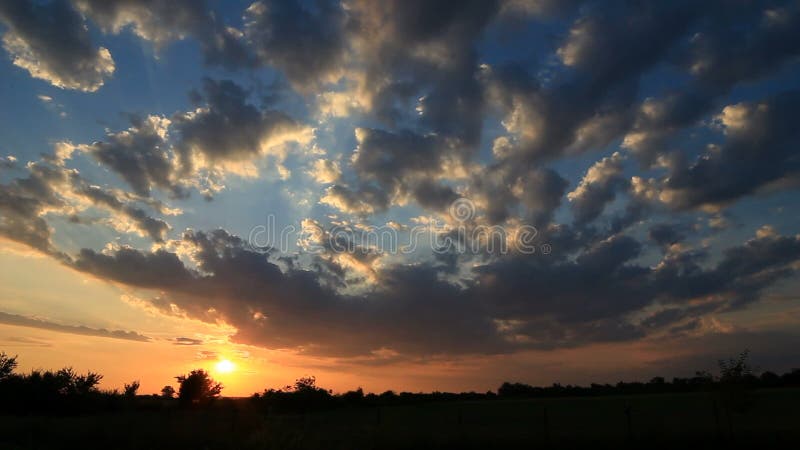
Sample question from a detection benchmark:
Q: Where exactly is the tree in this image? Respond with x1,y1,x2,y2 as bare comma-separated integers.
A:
719,350,755,383
718,350,757,413
123,380,140,397
52,368,103,395
175,369,222,405
0,352,17,380
160,385,176,399
293,376,318,392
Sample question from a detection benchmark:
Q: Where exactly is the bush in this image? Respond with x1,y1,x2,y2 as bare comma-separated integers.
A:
176,369,222,406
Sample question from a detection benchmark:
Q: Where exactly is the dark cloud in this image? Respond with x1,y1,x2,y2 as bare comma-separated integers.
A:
320,184,390,216
683,2,800,89
467,165,568,225
0,311,149,342
486,0,800,175
342,128,461,213
624,2,800,164
0,156,16,170
319,0,508,215
661,91,800,210
174,337,203,346
567,152,629,225
411,180,459,213
65,226,800,357
0,0,114,91
476,232,800,336
74,183,170,242
174,78,309,182
322,125,475,216
517,168,569,224
74,0,253,69
244,0,347,91
622,88,718,165
0,161,71,255
350,0,500,145
648,223,689,248
79,115,185,198
0,155,172,250
486,1,701,166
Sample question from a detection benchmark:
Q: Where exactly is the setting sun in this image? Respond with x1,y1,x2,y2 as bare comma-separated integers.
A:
215,359,235,374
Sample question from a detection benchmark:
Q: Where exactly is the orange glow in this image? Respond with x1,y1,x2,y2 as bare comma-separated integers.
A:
215,359,235,374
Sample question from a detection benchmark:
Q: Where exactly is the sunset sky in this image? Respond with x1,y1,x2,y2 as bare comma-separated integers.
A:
1,0,800,397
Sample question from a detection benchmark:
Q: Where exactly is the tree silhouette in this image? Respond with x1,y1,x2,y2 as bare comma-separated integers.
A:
175,369,222,406
719,350,754,382
123,380,140,397
718,349,757,413
160,385,176,399
51,367,103,395
292,375,319,392
0,352,17,380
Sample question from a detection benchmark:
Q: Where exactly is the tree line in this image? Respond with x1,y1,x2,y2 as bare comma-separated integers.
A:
1,350,798,415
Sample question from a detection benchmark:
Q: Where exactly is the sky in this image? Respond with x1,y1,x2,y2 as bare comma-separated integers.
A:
1,0,800,397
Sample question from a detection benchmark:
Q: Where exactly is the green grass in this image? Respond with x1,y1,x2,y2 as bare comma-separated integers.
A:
1,389,799,449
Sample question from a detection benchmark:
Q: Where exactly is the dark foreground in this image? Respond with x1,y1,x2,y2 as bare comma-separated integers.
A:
2,389,799,449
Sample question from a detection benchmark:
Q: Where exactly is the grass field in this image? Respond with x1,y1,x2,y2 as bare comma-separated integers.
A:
2,389,799,449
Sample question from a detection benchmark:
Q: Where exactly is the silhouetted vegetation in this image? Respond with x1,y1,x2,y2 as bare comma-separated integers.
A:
0,351,17,380
251,375,334,413
160,384,175,399
2,350,800,448
124,380,141,397
0,352,112,415
175,369,223,406
2,349,799,417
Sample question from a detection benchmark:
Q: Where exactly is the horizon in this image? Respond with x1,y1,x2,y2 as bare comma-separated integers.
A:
2,0,800,399
5,348,792,398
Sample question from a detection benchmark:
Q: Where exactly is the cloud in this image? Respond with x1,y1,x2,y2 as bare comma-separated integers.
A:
174,78,312,186
174,337,203,346
320,184,388,216
0,161,73,255
567,152,628,224
622,3,800,165
0,157,173,248
486,2,700,166
0,311,149,342
0,155,16,170
344,0,499,143
72,183,171,242
0,0,114,91
74,0,252,69
307,159,341,184
683,3,800,88
72,115,185,198
648,223,689,249
243,0,347,91
467,164,568,224
65,226,800,357
655,91,800,210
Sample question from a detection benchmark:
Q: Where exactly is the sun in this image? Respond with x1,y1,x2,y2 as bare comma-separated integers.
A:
215,359,235,374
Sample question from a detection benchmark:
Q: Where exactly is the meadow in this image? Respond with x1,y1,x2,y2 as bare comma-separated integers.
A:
2,388,799,449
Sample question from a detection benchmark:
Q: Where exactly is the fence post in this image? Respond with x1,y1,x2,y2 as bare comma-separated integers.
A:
712,399,722,441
